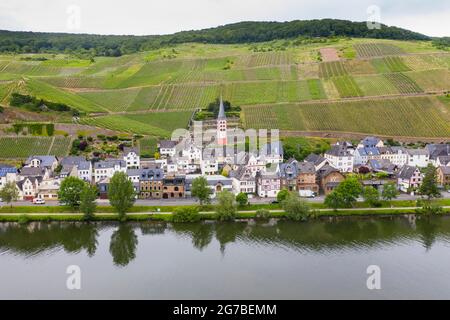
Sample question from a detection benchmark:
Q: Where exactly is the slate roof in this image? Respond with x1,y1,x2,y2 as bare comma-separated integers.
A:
359,136,382,148
439,166,450,175
317,164,340,178
19,167,45,177
218,96,226,120
297,161,316,174
279,159,299,179
16,176,43,190
77,161,91,171
94,160,126,169
407,149,428,156
229,166,254,181
123,147,140,156
140,168,164,181
25,156,57,167
159,140,177,149
0,166,17,177
426,144,450,160
356,147,380,156
326,144,353,157
398,165,419,179
60,156,86,166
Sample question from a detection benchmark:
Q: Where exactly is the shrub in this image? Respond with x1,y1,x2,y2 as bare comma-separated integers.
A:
255,209,271,220
236,192,248,207
172,206,201,223
282,192,312,221
277,189,289,203
215,190,237,221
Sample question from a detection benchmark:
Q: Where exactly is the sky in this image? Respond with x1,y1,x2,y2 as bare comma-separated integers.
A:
0,0,448,37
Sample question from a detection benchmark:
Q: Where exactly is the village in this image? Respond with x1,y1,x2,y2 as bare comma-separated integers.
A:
0,99,449,205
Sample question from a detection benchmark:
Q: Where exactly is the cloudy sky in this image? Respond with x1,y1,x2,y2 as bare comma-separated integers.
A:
0,0,448,37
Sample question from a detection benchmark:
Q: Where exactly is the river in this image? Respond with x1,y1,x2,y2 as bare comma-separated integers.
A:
1,215,450,299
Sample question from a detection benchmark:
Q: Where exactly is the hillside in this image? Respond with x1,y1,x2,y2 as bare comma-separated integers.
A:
0,19,431,57
0,37,449,141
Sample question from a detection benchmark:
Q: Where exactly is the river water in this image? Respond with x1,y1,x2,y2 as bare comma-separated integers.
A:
1,216,450,299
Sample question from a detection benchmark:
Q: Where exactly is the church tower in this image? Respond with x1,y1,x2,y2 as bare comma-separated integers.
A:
217,97,227,146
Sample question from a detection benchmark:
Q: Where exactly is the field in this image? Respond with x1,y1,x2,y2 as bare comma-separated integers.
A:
0,38,449,139
138,137,158,157
242,96,450,137
0,136,72,158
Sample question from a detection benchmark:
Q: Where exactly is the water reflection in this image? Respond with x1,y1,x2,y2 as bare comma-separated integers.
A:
1,216,450,266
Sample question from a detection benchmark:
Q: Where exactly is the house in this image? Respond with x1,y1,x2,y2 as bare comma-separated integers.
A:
60,156,92,181
367,159,398,176
200,158,219,175
181,140,202,164
259,140,284,164
379,146,409,167
94,160,127,183
324,142,354,173
25,155,58,172
19,166,48,179
16,177,42,200
127,169,141,183
256,171,281,198
437,166,450,188
397,165,423,193
357,137,384,149
37,179,61,201
407,149,430,168
304,154,328,171
353,147,380,166
296,162,319,193
159,140,177,158
185,174,233,199
123,147,140,169
162,176,185,199
139,168,164,199
246,153,266,176
97,178,110,199
436,155,450,167
77,161,93,182
230,166,256,195
0,165,18,191
279,159,299,191
426,144,450,166
317,165,345,195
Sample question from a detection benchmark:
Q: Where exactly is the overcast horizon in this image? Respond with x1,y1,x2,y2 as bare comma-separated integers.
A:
0,0,449,37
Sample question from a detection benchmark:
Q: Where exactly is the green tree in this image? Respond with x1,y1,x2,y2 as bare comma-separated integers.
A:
80,184,98,220
381,182,399,202
0,181,19,207
108,172,136,221
282,192,312,221
419,164,441,200
191,176,211,205
324,191,346,210
215,190,237,221
277,189,289,203
58,177,86,209
362,186,381,207
235,192,248,207
335,177,363,207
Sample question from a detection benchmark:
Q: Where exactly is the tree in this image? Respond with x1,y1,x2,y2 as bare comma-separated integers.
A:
108,172,136,221
419,164,441,200
0,181,19,207
277,189,289,203
191,176,211,205
335,177,363,207
215,190,237,221
172,206,201,223
362,186,381,207
235,192,248,207
282,192,311,221
58,177,86,209
80,184,98,220
109,224,138,267
382,182,399,202
324,191,346,210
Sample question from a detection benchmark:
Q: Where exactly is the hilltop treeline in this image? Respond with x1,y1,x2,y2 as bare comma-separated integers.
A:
0,19,430,56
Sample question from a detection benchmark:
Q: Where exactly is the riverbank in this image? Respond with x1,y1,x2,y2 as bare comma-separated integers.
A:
0,205,449,222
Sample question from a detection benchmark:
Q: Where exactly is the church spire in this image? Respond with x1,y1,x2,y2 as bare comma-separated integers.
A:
218,96,226,120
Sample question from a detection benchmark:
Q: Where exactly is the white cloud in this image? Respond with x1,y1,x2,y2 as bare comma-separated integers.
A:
0,0,448,36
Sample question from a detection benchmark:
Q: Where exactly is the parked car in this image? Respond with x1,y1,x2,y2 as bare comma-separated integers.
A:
299,190,316,198
32,198,46,205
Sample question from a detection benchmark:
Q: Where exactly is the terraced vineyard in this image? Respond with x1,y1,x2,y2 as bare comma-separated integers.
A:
0,136,72,158
1,38,449,139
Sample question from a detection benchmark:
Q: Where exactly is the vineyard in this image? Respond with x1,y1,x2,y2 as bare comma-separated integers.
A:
0,136,72,158
242,96,450,137
138,136,158,157
1,38,449,139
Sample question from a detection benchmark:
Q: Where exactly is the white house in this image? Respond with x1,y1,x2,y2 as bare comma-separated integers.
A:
200,158,219,175
256,171,281,198
230,166,256,195
123,147,140,169
407,149,430,168
25,156,58,172
246,154,266,176
77,161,92,182
324,142,354,173
127,169,141,183
379,146,409,167
397,165,423,193
0,166,18,191
16,177,42,200
94,160,127,183
159,140,177,158
353,147,380,166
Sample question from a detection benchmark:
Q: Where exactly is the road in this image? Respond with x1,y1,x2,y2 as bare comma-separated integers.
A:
3,192,449,207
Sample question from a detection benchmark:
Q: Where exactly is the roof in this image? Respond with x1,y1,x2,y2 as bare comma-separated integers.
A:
185,174,232,186
359,136,382,148
439,166,450,175
426,144,450,160
229,166,254,181
123,147,140,156
126,169,141,176
25,155,57,167
0,166,17,177
60,156,86,166
317,164,340,178
407,148,428,156
279,159,299,178
356,147,380,156
16,176,43,190
140,168,164,181
297,162,315,174
19,167,45,177
159,140,177,149
218,96,226,120
326,143,353,157
77,161,91,170
94,160,126,169
437,156,450,166
398,165,420,179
